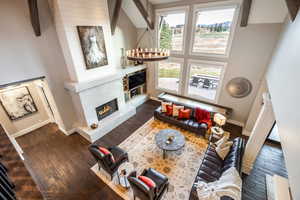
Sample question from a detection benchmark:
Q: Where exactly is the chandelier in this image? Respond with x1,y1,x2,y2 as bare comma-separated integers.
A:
126,48,170,62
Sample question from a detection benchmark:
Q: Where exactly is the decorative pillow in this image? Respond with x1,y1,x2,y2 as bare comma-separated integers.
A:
166,105,173,116
178,109,191,119
138,176,156,188
99,147,115,163
215,134,230,148
195,108,211,123
161,102,172,112
215,145,231,160
173,105,184,117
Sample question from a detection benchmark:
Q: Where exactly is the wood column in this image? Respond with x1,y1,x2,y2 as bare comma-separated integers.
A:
242,93,275,174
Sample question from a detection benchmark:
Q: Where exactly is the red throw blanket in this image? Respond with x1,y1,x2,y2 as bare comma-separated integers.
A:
195,108,212,129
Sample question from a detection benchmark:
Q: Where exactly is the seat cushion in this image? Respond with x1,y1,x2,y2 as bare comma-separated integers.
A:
142,168,168,195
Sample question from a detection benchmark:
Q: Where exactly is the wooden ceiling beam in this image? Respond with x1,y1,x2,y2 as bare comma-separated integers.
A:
28,0,41,37
285,0,300,21
111,0,122,35
241,0,252,27
133,0,154,30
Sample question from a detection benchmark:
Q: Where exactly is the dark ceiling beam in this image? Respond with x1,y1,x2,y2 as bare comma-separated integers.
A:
241,0,252,27
133,0,154,30
285,0,300,21
111,0,122,35
28,0,41,37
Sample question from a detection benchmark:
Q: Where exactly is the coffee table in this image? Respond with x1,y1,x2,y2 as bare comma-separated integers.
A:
155,129,185,159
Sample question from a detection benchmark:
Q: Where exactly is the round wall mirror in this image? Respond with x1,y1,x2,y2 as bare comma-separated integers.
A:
226,77,252,98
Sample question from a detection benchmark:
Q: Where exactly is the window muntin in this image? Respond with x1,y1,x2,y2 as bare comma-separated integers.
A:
192,6,237,56
187,61,225,101
157,59,182,93
158,11,186,53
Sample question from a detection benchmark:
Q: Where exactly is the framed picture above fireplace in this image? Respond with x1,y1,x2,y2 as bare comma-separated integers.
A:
77,26,108,70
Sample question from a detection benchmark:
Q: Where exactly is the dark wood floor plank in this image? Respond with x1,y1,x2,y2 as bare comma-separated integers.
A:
15,100,288,200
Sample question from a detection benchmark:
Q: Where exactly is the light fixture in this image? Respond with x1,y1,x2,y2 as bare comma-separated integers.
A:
213,113,227,134
126,48,170,63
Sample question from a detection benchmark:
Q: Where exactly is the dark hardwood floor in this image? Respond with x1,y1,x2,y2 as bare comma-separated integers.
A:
16,100,287,200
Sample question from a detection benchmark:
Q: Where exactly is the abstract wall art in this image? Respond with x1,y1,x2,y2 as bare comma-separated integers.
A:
0,86,38,120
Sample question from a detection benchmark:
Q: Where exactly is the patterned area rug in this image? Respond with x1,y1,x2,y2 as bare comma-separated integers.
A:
91,118,208,200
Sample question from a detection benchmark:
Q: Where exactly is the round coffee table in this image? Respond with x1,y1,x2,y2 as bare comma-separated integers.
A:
155,129,185,159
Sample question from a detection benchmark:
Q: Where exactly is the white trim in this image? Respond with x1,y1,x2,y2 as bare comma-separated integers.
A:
242,128,251,136
184,59,227,104
155,6,190,55
149,96,160,102
59,126,76,136
189,1,240,58
12,119,52,138
227,119,244,127
155,57,184,94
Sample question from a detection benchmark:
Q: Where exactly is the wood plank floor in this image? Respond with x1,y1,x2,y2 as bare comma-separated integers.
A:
16,100,287,200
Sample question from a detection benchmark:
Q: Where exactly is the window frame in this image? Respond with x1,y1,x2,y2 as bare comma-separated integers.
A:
189,1,240,58
184,59,227,103
155,57,184,94
155,6,190,55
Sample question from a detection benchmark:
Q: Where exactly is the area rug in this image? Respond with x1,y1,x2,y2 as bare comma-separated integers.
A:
91,118,208,200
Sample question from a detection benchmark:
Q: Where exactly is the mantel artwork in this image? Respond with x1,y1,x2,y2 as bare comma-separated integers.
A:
77,26,108,70
0,86,38,120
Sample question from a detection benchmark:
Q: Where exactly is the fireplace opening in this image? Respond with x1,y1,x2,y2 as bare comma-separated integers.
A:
95,98,118,121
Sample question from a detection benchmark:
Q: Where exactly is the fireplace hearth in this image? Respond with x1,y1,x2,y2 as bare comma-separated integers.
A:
96,99,118,121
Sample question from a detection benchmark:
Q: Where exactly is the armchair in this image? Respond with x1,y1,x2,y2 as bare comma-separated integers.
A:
128,168,169,200
88,144,129,181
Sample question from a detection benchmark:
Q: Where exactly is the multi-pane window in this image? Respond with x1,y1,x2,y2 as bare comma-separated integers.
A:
158,11,187,53
157,60,182,93
192,6,237,56
155,3,239,103
187,61,225,101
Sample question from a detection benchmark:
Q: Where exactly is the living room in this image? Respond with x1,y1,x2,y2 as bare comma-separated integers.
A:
0,0,298,199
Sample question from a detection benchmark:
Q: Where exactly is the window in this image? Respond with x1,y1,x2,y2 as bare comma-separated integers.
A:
155,2,239,103
186,61,226,101
191,4,238,56
156,59,183,93
157,7,188,53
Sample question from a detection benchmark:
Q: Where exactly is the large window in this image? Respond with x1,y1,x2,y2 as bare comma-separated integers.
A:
155,2,239,103
157,7,188,54
156,59,183,93
186,61,226,101
191,4,238,56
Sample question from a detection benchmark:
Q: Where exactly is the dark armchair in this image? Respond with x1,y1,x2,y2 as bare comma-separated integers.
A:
128,168,169,200
88,144,129,181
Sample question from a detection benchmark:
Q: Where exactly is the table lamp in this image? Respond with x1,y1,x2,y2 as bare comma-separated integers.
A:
213,113,226,134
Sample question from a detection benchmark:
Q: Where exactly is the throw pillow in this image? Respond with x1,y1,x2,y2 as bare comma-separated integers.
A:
178,109,191,119
166,105,173,116
173,105,184,117
215,134,230,148
99,147,115,163
215,145,231,160
138,176,156,188
161,102,172,112
195,108,211,127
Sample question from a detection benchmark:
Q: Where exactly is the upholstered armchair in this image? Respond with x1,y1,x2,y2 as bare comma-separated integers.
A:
128,168,169,200
88,144,129,181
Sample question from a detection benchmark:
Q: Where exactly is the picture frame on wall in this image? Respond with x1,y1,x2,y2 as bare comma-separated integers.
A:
0,86,38,121
77,26,109,70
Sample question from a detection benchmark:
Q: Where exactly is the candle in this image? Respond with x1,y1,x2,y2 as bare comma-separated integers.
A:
145,48,148,52
149,53,152,58
155,48,157,52
150,48,153,52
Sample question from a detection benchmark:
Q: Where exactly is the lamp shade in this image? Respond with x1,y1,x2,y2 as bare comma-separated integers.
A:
214,113,226,126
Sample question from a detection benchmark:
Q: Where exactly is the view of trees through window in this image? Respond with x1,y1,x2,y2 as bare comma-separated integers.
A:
192,7,236,54
159,13,185,51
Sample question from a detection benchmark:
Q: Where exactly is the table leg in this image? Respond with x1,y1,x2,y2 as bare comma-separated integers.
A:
163,149,166,159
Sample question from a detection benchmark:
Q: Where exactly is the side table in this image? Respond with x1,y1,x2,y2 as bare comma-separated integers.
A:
117,162,134,189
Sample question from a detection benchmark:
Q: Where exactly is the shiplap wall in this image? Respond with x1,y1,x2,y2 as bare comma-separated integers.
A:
51,0,116,82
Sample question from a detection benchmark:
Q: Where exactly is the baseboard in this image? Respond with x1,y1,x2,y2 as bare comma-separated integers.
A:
59,127,76,136
149,96,160,102
227,119,244,128
12,119,52,138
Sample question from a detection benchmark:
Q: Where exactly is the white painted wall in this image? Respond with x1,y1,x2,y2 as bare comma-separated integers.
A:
266,13,300,200
145,0,283,124
0,0,77,131
0,82,50,136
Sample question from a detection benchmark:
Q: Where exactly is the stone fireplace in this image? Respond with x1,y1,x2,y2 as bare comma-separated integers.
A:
96,98,118,121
